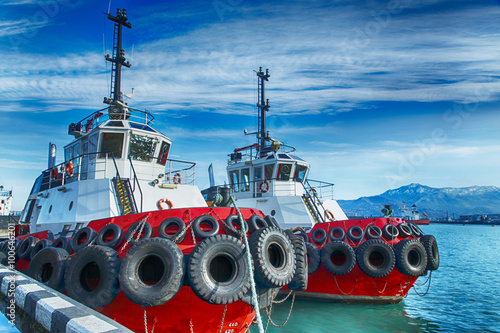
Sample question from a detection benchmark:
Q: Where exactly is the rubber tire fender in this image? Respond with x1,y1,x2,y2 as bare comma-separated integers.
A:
65,245,121,309
382,224,399,241
192,215,220,239
264,215,280,229
52,236,74,253
409,223,423,238
96,224,125,249
321,241,356,275
247,214,269,233
188,234,250,304
397,223,412,238
241,282,280,309
119,238,184,307
395,239,428,276
365,225,382,240
288,235,308,291
356,239,396,278
18,236,38,261
31,239,53,260
125,221,153,245
27,247,69,292
329,227,345,242
347,225,364,243
72,227,97,252
311,228,327,244
420,235,439,270
158,217,186,243
222,214,248,238
249,227,296,288
306,242,321,274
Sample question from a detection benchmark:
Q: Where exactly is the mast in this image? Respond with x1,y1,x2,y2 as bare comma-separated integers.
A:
256,67,270,156
103,8,131,108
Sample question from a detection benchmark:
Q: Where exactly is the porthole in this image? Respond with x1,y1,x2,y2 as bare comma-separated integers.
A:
271,210,276,216
69,201,74,211
49,205,53,214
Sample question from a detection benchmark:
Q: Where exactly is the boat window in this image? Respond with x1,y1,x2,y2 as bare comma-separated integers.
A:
89,134,97,160
130,123,155,132
264,164,274,180
229,170,239,192
294,165,308,183
254,166,263,181
20,199,36,223
276,163,292,181
100,133,124,158
106,121,124,127
129,134,157,162
157,141,170,165
278,154,291,159
241,168,250,192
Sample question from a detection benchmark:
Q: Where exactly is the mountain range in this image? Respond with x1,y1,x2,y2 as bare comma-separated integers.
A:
337,183,500,220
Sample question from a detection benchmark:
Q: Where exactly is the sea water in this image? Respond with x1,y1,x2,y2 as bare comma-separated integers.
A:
1,224,499,332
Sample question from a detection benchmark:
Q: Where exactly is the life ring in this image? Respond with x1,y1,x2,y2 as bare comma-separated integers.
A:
65,245,121,309
52,236,74,253
309,188,317,196
51,167,58,180
321,241,356,275
65,161,74,176
259,180,269,193
72,227,97,252
365,225,382,240
311,228,327,244
394,239,428,276
329,227,345,241
27,247,69,292
173,173,181,184
288,235,308,291
247,214,268,232
420,234,439,270
96,224,125,249
222,214,248,238
31,239,53,260
382,224,399,241
305,242,320,274
120,238,184,307
325,209,335,221
249,227,295,288
356,239,395,278
347,225,364,243
158,217,186,243
188,234,250,304
18,236,38,261
157,198,173,210
397,223,412,238
125,221,153,245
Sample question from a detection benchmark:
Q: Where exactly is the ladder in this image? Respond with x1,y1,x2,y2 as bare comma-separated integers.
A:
113,177,138,215
303,195,322,224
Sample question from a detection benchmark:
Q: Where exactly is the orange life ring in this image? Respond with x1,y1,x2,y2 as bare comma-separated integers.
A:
325,209,335,221
173,173,181,184
66,161,74,176
51,167,58,180
259,180,269,193
157,198,173,210
309,188,317,196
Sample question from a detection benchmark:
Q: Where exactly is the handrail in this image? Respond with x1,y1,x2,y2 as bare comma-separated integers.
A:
72,107,155,134
128,156,143,212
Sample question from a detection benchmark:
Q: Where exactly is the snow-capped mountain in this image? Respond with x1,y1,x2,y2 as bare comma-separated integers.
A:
337,183,500,219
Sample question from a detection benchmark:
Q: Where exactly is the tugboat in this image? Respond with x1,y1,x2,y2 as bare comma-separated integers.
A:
210,68,440,304
5,12,300,332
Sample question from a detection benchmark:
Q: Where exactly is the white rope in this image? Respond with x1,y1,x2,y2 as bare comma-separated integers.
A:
229,196,264,333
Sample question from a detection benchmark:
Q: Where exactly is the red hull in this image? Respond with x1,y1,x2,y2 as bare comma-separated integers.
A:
408,219,430,225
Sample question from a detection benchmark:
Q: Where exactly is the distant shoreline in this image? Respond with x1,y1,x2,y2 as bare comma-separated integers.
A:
429,221,500,226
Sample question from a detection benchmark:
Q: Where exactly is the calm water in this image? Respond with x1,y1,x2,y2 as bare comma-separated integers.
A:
1,224,499,332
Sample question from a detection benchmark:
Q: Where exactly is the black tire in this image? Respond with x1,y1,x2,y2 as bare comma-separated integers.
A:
188,234,250,304
420,235,439,271
65,245,121,309
264,215,280,229
18,236,38,261
31,239,53,260
311,228,327,244
397,223,412,238
249,227,295,288
72,227,97,252
52,236,74,253
395,239,428,276
288,236,308,291
158,217,186,243
306,242,321,274
125,221,153,245
382,224,399,241
329,227,345,242
347,226,364,242
321,241,356,275
27,247,69,292
120,238,184,307
96,224,125,249
247,214,268,232
356,239,395,278
409,223,423,238
222,214,248,238
192,215,220,239
241,282,280,309
366,225,382,240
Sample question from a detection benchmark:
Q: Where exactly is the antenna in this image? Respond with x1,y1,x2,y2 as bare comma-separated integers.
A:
256,67,270,156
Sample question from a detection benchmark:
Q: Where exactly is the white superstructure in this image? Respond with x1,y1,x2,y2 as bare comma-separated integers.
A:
0,186,13,216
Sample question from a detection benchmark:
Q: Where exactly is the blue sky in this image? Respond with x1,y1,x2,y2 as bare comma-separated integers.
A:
1,0,500,210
